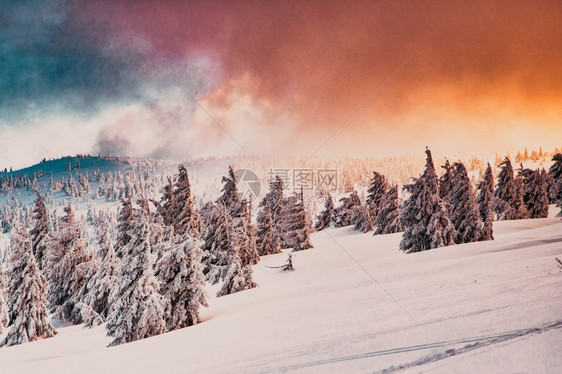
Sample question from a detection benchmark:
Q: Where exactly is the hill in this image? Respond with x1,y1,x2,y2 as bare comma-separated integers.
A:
0,209,560,373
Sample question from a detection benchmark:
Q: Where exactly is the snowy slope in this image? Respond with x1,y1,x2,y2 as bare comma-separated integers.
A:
0,209,560,373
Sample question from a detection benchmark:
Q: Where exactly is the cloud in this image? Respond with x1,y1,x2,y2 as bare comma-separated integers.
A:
0,112,104,169
0,0,146,119
92,74,301,161
2,0,561,168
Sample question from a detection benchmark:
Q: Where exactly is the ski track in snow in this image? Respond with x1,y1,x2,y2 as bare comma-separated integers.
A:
253,320,562,373
376,319,562,373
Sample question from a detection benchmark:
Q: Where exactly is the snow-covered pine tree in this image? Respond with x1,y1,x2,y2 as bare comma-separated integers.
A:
447,162,484,244
314,191,335,231
334,191,361,227
256,201,282,256
365,171,389,227
278,189,313,251
95,214,113,260
545,172,556,204
201,203,234,283
78,173,90,196
171,164,202,237
231,199,260,266
353,205,373,232
157,176,174,226
514,171,527,218
200,202,258,295
115,198,133,258
66,173,79,197
217,165,240,216
79,217,120,327
216,256,257,297
155,234,207,331
0,265,8,334
138,197,174,251
494,157,526,220
399,148,455,253
548,153,562,212
106,205,165,346
44,205,93,323
260,175,286,225
476,163,494,241
522,168,549,218
1,222,56,347
439,160,454,199
212,167,260,264
373,185,402,235
29,192,49,269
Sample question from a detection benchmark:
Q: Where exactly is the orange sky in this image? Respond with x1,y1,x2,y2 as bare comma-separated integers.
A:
2,0,561,167
101,0,562,156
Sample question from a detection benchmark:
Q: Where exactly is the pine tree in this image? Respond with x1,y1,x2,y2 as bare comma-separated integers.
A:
476,163,494,241
232,200,260,266
45,205,92,323
353,205,373,233
447,162,484,244
494,157,525,220
216,257,257,297
80,218,120,327
548,153,562,212
201,203,234,284
260,176,286,225
202,168,256,263
155,234,207,331
115,198,133,258
278,189,313,251
217,165,240,215
256,201,282,256
399,148,455,253
95,214,113,260
1,223,56,347
314,192,335,231
106,206,165,346
522,168,549,218
334,191,361,227
201,203,259,295
373,185,402,235
514,172,527,218
0,265,9,334
211,167,260,264
439,160,454,199
365,172,389,225
29,192,49,269
171,164,202,237
157,177,175,226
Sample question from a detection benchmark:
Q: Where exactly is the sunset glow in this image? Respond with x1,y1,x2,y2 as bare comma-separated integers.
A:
1,0,561,167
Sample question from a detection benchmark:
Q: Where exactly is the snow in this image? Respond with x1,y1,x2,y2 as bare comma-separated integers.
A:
0,206,560,373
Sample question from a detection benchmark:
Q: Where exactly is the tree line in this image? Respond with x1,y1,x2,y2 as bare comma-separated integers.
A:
315,149,562,253
0,164,312,347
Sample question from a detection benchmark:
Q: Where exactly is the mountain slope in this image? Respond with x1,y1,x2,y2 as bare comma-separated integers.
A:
0,211,560,373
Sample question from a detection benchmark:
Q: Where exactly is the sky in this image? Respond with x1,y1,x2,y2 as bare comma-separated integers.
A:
1,0,561,169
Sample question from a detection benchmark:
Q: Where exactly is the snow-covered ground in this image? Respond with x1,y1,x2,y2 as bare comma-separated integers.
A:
1,207,560,373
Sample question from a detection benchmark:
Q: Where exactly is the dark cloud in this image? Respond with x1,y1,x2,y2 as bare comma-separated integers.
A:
0,0,145,119
95,128,131,156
